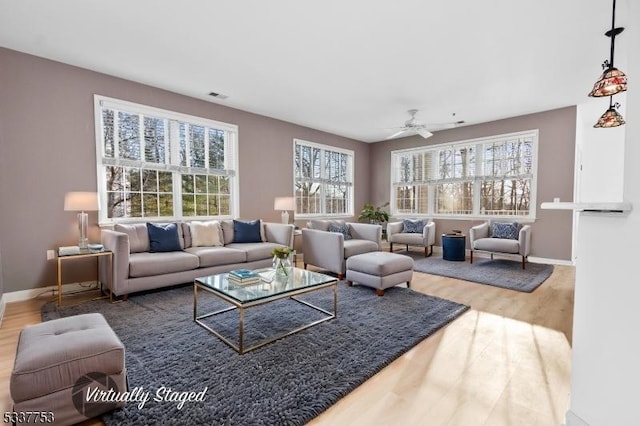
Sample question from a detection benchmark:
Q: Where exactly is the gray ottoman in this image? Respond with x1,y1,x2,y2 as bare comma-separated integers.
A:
346,251,414,296
11,313,126,425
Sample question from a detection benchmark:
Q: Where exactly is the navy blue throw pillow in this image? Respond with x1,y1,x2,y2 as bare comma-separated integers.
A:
328,222,352,240
233,220,262,243
491,222,519,240
402,219,424,233
147,222,182,252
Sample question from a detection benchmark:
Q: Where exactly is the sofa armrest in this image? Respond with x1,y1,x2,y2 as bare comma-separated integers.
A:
518,225,532,257
423,221,436,246
386,221,404,237
348,222,382,249
469,222,489,245
101,229,130,296
302,228,345,275
263,222,295,247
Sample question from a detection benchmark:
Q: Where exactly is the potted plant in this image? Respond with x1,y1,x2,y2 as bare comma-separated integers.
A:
358,202,390,224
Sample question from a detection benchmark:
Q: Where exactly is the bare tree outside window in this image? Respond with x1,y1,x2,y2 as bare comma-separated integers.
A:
96,96,238,223
294,140,353,217
391,131,536,218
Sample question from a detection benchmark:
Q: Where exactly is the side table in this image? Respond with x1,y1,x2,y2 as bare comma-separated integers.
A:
293,229,303,264
442,234,466,261
57,250,113,306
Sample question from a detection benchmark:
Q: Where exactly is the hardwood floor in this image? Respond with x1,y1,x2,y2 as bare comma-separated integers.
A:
0,254,574,426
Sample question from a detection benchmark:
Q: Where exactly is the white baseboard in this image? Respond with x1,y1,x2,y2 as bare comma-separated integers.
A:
2,282,100,304
565,410,590,426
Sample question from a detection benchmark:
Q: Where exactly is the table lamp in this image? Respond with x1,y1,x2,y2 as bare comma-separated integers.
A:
274,197,295,224
64,191,99,249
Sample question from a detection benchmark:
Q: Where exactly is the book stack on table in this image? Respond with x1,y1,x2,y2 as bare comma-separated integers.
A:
227,269,260,285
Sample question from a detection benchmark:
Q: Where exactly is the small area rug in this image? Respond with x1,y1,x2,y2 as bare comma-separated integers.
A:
42,282,468,425
409,254,554,293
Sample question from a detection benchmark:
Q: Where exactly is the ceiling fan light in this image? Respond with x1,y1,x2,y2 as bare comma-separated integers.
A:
589,67,628,97
593,107,625,128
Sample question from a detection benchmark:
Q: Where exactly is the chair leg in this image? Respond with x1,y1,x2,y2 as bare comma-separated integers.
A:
407,281,411,289
470,250,473,264
406,244,409,251
522,256,526,269
424,246,428,257
375,289,384,296
389,243,393,252
338,273,344,280
304,263,308,270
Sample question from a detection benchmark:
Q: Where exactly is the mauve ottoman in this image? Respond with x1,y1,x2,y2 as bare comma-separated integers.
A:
10,313,126,425
346,251,414,296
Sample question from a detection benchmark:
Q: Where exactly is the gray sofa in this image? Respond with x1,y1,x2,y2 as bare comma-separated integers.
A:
387,219,436,257
100,221,294,298
469,221,531,269
302,219,382,278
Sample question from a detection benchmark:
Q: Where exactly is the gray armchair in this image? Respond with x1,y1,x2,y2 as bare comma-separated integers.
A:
469,221,532,269
387,219,436,257
302,220,381,278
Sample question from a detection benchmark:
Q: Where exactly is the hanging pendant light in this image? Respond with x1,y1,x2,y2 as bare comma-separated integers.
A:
594,97,625,128
588,0,627,97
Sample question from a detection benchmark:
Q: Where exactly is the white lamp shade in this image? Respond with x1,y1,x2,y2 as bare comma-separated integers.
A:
64,192,99,211
274,197,295,211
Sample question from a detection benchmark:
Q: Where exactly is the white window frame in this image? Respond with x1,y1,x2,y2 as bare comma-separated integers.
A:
293,139,354,218
389,130,538,220
94,95,239,225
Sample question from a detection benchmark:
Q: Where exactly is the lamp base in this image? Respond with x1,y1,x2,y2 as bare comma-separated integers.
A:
78,211,89,249
281,210,289,224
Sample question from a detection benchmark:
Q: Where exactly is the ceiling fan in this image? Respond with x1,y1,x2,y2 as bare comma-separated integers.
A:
386,109,464,140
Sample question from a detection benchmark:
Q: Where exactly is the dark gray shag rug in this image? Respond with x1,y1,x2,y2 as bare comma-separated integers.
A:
408,253,554,292
42,282,468,425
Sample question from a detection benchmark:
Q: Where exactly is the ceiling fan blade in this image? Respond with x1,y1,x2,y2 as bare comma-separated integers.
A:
416,128,433,139
386,129,410,140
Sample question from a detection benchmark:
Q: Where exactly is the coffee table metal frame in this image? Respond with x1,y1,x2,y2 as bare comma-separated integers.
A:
194,269,338,354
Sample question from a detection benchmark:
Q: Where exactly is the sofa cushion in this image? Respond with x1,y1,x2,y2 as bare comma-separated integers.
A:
221,220,266,245
328,222,352,240
225,242,285,262
147,222,182,252
343,239,379,258
190,220,223,247
233,220,263,243
185,246,247,267
182,222,192,248
129,251,199,278
389,232,423,245
473,237,520,254
402,219,424,233
114,223,150,253
309,219,345,232
491,222,519,240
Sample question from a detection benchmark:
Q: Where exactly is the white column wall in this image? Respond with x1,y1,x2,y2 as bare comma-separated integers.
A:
568,0,640,424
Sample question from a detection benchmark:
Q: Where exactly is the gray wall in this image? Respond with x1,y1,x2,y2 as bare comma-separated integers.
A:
370,107,576,261
0,47,370,293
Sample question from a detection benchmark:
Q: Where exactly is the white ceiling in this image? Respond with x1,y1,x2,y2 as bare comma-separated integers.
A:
0,0,627,142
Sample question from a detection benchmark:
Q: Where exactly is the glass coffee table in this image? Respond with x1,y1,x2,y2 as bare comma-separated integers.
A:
194,267,337,354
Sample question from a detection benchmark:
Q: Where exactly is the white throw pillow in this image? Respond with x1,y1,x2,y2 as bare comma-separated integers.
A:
190,221,223,247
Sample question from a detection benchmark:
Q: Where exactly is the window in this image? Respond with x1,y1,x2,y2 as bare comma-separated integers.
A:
390,130,537,219
94,95,238,224
294,139,354,217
